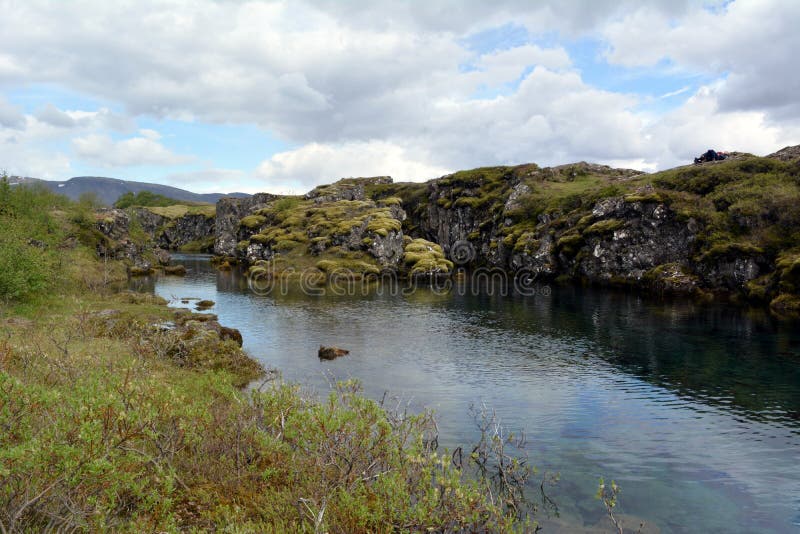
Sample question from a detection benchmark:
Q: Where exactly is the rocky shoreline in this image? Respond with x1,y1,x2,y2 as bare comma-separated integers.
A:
107,145,800,318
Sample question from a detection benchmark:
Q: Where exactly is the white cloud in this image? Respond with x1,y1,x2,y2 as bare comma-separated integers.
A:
602,0,800,118
138,128,161,141
0,0,797,188
34,103,76,128
659,86,690,99
644,84,800,168
255,141,451,194
0,96,25,129
72,133,192,168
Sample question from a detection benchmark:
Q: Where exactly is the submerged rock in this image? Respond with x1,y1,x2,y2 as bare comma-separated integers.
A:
318,346,350,360
195,299,215,310
164,264,187,276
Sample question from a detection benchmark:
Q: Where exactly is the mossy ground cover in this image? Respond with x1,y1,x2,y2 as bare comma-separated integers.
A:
365,181,430,233
506,163,635,221
144,204,216,219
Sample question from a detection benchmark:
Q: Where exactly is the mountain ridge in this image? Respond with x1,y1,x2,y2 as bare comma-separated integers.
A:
8,175,251,205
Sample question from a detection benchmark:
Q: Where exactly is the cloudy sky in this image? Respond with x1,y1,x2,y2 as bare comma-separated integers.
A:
0,0,798,194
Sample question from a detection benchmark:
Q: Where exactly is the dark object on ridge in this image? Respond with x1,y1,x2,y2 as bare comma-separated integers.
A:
318,346,350,360
694,149,728,165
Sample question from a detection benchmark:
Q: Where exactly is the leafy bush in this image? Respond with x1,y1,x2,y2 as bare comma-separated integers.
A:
0,231,50,302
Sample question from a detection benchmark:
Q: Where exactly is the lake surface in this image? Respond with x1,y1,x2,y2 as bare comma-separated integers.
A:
135,254,800,533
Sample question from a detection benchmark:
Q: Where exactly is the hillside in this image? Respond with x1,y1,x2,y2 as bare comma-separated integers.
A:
8,175,250,206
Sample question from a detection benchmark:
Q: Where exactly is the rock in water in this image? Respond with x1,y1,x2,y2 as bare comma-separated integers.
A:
318,346,350,360
164,264,187,276
195,300,215,310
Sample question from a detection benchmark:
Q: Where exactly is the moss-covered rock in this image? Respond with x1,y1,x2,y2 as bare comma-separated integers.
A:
240,214,267,229
163,264,187,276
403,239,454,277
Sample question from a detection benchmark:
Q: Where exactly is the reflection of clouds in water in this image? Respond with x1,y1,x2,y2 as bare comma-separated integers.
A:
143,255,800,534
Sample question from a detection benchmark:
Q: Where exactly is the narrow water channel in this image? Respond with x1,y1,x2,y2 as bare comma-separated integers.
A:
135,254,800,533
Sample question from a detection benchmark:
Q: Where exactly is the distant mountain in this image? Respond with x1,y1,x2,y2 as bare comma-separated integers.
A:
8,176,251,205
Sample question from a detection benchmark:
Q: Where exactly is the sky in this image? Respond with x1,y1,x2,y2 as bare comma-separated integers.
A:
0,0,798,195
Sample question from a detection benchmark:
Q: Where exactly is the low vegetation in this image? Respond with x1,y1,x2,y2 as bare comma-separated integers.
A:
1,175,554,531
114,191,182,209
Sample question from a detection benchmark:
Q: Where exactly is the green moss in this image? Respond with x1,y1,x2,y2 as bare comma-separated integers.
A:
315,259,380,275
377,196,402,206
770,293,800,314
513,232,539,253
145,204,216,219
163,264,187,276
178,236,216,253
272,196,302,212
557,233,584,248
249,233,271,245
366,216,402,237
746,274,776,301
402,238,453,275
274,239,304,252
624,193,663,204
583,218,624,236
701,242,764,261
128,266,154,277
453,195,491,209
240,214,267,229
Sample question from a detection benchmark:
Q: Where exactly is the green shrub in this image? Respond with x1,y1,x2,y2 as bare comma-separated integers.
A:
114,190,181,208
0,234,50,302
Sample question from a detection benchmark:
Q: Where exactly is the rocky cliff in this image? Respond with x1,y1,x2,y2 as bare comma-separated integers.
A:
93,208,171,273
215,193,279,257
131,205,216,252
394,150,800,315
204,145,800,316
212,179,442,277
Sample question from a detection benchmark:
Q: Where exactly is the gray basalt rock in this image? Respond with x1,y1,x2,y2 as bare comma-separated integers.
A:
574,198,697,283
215,193,279,256
159,214,215,250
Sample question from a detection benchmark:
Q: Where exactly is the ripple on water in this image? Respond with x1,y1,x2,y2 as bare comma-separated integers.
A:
147,256,800,534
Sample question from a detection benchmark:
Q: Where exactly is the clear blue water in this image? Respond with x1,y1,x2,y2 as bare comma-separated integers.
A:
136,254,800,533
